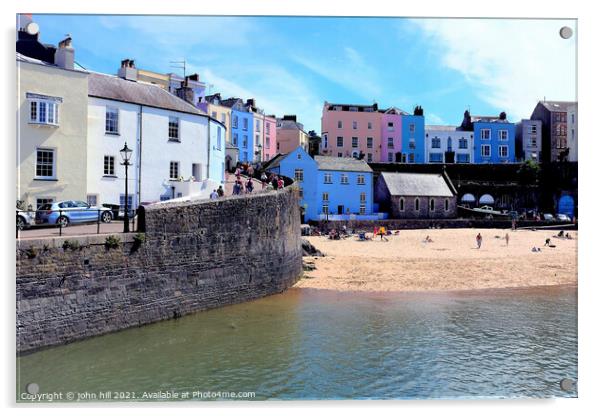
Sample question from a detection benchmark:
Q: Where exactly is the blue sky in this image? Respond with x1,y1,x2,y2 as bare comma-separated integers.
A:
30,14,576,133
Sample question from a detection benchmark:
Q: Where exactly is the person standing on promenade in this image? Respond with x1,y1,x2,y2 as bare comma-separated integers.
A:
246,177,254,193
277,177,284,190
217,185,224,197
261,172,268,189
235,166,241,180
210,189,218,200
248,165,254,178
476,233,483,249
505,233,510,246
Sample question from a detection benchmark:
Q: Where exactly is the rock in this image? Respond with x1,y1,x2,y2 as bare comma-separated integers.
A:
301,238,324,257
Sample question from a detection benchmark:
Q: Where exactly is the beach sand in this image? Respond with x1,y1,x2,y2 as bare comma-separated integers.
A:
297,228,577,292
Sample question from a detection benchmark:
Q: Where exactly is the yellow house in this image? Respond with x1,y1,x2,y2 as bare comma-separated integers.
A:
276,115,309,155
204,94,232,145
17,52,89,209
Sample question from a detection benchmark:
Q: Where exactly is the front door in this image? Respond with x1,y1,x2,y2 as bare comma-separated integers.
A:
337,205,344,215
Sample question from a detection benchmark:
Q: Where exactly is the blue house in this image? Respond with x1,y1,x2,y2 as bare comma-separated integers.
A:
266,147,375,222
222,98,254,162
461,111,515,163
401,107,425,163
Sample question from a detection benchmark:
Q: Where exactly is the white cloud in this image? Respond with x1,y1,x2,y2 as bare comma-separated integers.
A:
413,18,576,120
291,46,382,101
425,113,445,125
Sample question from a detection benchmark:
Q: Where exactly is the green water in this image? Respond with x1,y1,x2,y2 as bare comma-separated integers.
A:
17,286,577,401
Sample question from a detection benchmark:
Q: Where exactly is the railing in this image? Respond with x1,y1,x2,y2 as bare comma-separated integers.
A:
16,208,137,238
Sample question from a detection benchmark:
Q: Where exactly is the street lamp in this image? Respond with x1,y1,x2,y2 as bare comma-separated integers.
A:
120,142,133,233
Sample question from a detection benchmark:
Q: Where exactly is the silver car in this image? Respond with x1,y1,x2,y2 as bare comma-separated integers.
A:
17,209,35,230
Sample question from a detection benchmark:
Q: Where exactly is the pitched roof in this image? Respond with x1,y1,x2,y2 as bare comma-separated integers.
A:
425,125,459,131
379,172,454,197
263,153,287,171
88,72,203,115
539,101,577,112
314,156,372,173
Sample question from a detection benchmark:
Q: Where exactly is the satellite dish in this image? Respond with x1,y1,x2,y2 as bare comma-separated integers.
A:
25,22,39,35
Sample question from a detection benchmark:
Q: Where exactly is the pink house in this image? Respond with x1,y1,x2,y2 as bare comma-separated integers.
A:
263,115,277,160
320,101,382,162
380,107,406,162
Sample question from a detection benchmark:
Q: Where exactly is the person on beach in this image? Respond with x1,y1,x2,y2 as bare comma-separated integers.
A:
210,189,218,200
217,186,224,197
511,219,517,231
544,238,551,246
425,235,434,243
476,233,483,249
378,226,387,241
505,233,509,246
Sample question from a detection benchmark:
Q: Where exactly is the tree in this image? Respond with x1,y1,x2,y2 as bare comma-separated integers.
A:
517,159,541,186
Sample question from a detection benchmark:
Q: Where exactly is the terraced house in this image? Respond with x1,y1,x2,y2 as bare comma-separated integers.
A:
460,110,515,164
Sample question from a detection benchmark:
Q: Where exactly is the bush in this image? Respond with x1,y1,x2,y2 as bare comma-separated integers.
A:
25,246,37,259
133,233,146,245
62,240,80,251
105,235,121,249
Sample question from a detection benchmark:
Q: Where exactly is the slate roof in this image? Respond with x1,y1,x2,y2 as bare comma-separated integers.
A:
262,153,287,171
380,172,454,197
314,156,372,173
425,125,459,131
88,72,203,116
539,101,577,112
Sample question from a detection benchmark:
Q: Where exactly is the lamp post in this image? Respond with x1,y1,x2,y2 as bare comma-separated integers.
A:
120,142,133,233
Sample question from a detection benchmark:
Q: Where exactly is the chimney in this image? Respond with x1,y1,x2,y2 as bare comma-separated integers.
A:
175,81,195,105
499,111,507,120
413,105,424,116
283,115,297,122
54,36,74,70
186,73,199,82
246,98,256,108
118,59,138,81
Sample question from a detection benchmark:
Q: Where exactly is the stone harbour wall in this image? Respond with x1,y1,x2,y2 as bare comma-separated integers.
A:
16,188,302,354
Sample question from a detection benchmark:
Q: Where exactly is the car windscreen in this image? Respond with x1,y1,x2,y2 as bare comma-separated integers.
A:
38,204,52,211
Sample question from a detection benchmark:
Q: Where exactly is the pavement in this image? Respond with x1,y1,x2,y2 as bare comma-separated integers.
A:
17,218,138,240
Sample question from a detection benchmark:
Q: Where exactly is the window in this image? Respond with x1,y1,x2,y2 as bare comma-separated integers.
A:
35,148,55,179
266,123,271,134
105,107,119,134
359,204,366,215
217,128,222,150
459,138,468,149
388,153,393,162
322,204,329,214
352,137,358,148
87,195,98,207
337,120,343,129
298,188,303,199
221,113,226,124
337,136,344,147
232,116,238,129
366,137,373,148
297,153,301,160
367,153,373,162
243,118,248,131
360,192,366,203
338,152,343,157
430,198,435,211
431,137,441,148
233,133,238,146
414,198,420,211
399,198,405,212
481,144,491,157
357,175,365,185
498,145,509,158
352,121,358,130
211,111,217,118
498,130,508,141
169,161,180,180
388,122,394,132
388,137,394,149
480,129,491,140
322,192,329,201
445,199,450,211
243,135,248,147
119,194,134,211
323,134,328,148
368,122,372,130
456,154,470,163
530,124,537,134
408,153,415,163
36,198,54,209
168,116,180,141
340,174,349,184
447,137,453,152
29,99,59,125
256,120,260,130
530,137,537,147
409,123,415,134
409,140,416,150
324,173,333,184
103,155,115,176
429,153,443,163
294,169,304,182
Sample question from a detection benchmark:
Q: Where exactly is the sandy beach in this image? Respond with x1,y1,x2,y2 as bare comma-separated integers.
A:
297,228,577,292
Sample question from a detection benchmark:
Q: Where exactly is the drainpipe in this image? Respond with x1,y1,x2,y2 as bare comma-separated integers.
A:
137,105,143,208
207,117,211,182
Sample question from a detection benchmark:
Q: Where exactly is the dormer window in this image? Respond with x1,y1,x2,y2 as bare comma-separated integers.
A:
27,93,61,126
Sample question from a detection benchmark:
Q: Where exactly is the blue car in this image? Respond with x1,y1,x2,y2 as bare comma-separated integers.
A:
35,200,113,227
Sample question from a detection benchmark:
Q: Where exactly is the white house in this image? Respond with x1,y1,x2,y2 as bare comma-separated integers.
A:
424,125,473,163
86,64,226,210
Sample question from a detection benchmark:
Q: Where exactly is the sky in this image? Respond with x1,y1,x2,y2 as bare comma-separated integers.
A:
29,14,576,133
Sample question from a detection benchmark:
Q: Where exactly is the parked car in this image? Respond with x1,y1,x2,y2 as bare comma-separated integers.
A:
556,213,571,222
35,200,113,227
16,209,35,230
542,213,555,222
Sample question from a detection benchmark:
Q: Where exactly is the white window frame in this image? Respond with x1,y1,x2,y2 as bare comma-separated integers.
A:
459,138,468,149
388,137,394,149
352,137,359,148
169,161,180,180
359,204,366,215
367,137,373,149
388,153,393,162
324,173,333,184
36,197,55,209
87,194,98,207
322,192,329,202
35,148,56,179
294,169,304,182
480,129,491,140
481,144,491,157
357,175,365,185
168,116,180,141
337,136,344,147
105,106,119,134
352,121,358,130
367,153,372,162
322,204,329,214
498,145,509,158
103,155,116,176
498,129,508,141
337,120,343,129
29,99,60,126
340,174,349,185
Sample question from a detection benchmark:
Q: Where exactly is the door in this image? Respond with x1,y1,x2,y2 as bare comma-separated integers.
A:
192,164,201,181
337,205,344,215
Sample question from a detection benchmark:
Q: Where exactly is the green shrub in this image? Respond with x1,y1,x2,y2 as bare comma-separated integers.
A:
62,240,80,251
105,235,121,249
133,233,146,245
25,246,37,259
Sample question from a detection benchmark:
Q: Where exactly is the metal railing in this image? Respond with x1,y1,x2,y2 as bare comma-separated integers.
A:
16,208,137,238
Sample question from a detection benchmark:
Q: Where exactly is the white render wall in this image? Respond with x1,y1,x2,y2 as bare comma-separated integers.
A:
87,97,223,207
208,120,226,184
424,128,473,163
